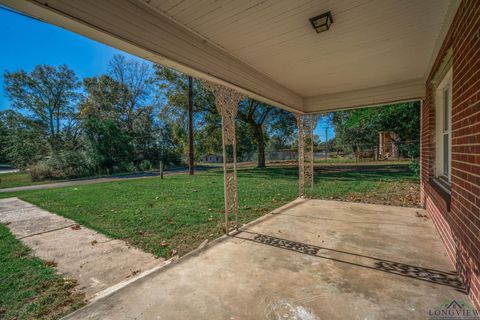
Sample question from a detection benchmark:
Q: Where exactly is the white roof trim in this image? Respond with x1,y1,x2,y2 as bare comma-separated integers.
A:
423,0,460,82
303,79,425,113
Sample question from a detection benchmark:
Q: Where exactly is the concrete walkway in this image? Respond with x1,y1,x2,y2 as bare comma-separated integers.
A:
0,166,212,193
0,198,165,299
63,199,468,320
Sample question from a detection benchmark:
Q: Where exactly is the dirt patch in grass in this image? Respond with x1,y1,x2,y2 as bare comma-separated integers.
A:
315,164,411,174
308,164,420,207
327,181,421,207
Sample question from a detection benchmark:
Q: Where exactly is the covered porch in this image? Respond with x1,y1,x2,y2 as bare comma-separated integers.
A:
64,199,466,319
2,0,479,316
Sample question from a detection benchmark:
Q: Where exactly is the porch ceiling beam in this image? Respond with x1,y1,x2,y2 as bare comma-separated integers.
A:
1,0,304,113
303,79,425,113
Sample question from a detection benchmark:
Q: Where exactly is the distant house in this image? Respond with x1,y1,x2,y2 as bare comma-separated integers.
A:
378,131,399,160
201,154,223,163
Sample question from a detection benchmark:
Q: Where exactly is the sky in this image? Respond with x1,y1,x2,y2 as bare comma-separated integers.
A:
0,6,334,140
0,6,144,111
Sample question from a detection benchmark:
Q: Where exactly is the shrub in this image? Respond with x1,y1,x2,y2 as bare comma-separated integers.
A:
29,162,58,181
29,151,94,181
138,160,153,172
409,159,420,178
83,118,134,172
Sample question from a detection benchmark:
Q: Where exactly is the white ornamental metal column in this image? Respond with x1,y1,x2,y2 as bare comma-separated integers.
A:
296,114,318,197
202,80,245,234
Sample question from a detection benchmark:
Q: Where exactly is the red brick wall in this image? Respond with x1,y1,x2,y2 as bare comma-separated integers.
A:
421,0,480,308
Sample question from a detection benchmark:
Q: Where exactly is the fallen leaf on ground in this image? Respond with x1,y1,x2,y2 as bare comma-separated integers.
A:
91,240,98,246
131,270,140,276
45,260,57,267
160,241,169,247
415,212,429,219
71,224,81,230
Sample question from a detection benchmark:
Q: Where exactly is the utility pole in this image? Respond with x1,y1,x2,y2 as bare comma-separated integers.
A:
160,160,164,179
325,127,328,160
158,135,164,180
188,76,194,175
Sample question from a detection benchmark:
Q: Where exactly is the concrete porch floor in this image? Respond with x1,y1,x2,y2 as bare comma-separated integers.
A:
65,199,468,320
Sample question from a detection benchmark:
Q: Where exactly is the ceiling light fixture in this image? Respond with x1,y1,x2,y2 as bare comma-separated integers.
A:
310,11,333,33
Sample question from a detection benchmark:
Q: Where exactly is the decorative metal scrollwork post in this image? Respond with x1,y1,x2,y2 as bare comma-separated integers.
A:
202,80,245,234
296,114,318,197
296,114,306,197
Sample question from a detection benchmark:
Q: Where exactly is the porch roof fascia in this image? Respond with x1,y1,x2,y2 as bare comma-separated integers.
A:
302,79,425,113
423,0,461,83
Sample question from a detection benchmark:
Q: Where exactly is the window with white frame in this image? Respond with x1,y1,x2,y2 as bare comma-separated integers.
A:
435,68,452,184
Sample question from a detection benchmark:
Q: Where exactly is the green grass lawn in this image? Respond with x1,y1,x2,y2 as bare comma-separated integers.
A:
0,172,37,189
0,224,84,320
0,172,67,190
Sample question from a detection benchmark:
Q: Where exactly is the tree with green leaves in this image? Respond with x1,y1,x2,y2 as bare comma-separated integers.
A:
154,65,296,167
332,102,420,157
237,99,296,167
79,75,124,121
83,117,133,173
4,64,80,152
0,110,49,168
80,56,158,167
154,65,219,162
0,116,8,164
108,55,155,134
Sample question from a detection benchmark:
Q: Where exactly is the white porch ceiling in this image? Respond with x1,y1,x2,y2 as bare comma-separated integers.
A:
147,0,448,96
1,0,458,113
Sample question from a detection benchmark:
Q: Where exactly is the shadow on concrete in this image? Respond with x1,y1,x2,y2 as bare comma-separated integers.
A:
280,212,426,228
235,231,466,293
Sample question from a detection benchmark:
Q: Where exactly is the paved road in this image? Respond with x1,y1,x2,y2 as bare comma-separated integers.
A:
0,166,214,193
0,169,19,174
